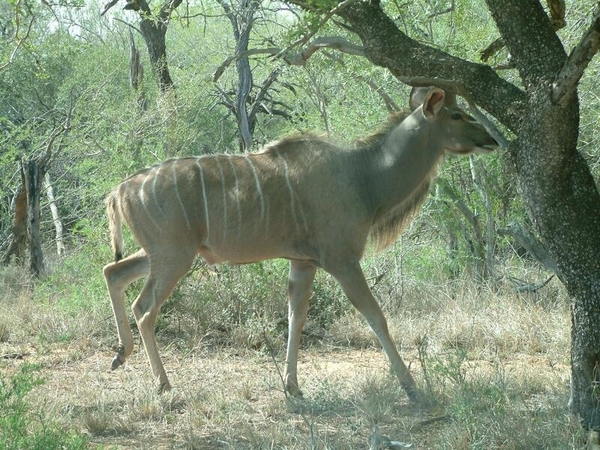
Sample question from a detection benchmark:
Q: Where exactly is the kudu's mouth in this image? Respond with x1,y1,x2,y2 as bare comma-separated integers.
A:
445,143,497,155
474,144,497,154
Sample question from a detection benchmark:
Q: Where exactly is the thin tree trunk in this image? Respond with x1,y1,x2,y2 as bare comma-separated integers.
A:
1,182,27,266
22,157,47,277
470,157,495,279
497,223,562,280
44,172,65,257
218,0,258,151
129,29,147,111
437,179,487,280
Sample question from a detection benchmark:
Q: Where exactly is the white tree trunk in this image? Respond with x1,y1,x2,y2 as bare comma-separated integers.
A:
44,172,65,256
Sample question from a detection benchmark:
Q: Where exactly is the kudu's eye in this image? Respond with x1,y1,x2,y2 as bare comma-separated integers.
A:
450,112,463,120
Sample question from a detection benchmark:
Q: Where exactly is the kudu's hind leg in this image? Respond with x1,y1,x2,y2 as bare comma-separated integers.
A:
284,261,317,397
132,252,195,393
103,250,150,370
328,260,420,402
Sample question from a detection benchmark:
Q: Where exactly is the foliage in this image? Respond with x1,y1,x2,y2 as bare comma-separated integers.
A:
0,364,89,450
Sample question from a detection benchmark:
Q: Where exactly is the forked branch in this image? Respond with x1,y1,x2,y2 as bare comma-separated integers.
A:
0,0,35,73
551,3,600,104
212,36,364,82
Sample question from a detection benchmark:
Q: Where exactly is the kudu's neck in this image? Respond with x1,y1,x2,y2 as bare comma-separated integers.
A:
362,117,445,216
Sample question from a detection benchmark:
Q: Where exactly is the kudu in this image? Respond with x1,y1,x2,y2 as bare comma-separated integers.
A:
103,87,497,401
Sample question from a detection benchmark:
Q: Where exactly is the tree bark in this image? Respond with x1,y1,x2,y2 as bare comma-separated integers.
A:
22,157,47,277
484,0,600,430
218,0,259,151
129,29,147,111
288,0,600,430
100,0,180,92
139,17,172,93
125,0,182,93
1,182,27,266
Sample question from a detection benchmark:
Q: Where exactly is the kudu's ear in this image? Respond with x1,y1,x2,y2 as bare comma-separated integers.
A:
422,88,446,118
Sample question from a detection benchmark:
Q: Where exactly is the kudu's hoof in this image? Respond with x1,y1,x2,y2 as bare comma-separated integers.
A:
404,386,424,406
158,381,172,394
285,385,304,399
111,353,126,370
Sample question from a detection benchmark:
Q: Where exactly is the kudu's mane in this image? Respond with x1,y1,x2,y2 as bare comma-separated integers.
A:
263,109,432,253
262,110,411,154
353,110,410,149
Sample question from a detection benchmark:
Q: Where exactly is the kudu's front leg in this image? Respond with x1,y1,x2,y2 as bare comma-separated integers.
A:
328,260,420,403
284,260,317,397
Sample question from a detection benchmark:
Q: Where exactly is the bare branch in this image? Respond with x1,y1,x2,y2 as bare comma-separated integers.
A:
212,49,280,82
249,68,282,122
212,37,364,81
480,37,504,62
0,2,35,73
552,4,600,104
285,36,364,65
428,0,455,19
282,0,361,55
100,0,119,16
546,0,566,30
214,85,235,110
353,75,399,112
158,0,183,24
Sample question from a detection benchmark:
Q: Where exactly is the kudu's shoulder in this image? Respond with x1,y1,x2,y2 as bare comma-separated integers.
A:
258,132,339,156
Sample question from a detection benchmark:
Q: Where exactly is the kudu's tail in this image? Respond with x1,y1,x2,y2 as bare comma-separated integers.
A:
106,192,124,262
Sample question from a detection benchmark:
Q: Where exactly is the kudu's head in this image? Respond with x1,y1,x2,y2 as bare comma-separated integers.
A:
408,87,498,155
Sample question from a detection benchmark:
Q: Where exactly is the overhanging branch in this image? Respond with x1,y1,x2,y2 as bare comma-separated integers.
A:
552,3,600,104
212,36,364,82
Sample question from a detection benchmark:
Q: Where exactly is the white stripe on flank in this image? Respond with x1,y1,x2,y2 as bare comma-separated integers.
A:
276,151,300,235
172,160,191,230
244,155,265,220
227,156,243,236
152,165,166,218
214,157,227,241
139,169,162,230
196,159,211,242
139,171,151,206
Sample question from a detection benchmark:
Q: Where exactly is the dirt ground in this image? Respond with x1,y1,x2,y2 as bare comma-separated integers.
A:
2,336,572,449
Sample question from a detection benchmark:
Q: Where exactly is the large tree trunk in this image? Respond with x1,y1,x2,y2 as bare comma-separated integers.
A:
133,0,182,93
309,0,600,430
139,18,172,93
516,94,600,430
484,0,600,431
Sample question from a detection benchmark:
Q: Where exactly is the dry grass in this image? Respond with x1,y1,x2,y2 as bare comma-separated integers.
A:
0,257,587,449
